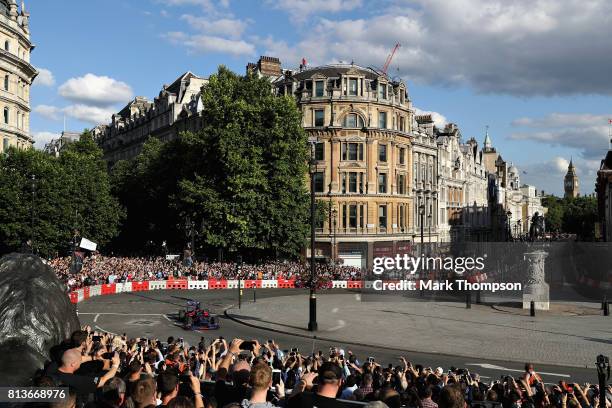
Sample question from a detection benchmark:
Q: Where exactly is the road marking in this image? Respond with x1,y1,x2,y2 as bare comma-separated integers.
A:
163,314,172,321
332,307,339,313
78,312,166,316
466,363,570,378
94,314,100,322
94,325,118,336
328,319,346,331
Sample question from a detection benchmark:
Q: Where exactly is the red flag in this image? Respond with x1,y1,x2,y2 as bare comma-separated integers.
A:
609,118,612,124
301,57,307,66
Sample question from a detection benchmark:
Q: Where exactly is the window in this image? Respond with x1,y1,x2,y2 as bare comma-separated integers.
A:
2,137,8,151
378,82,387,99
314,109,324,126
3,107,8,124
313,172,324,193
378,144,387,162
3,75,7,91
378,205,387,229
315,80,324,97
348,78,358,96
378,111,387,129
343,113,364,128
348,172,358,193
4,41,8,52
341,142,364,161
314,142,324,160
398,174,405,194
349,205,358,228
378,173,387,194
399,147,405,164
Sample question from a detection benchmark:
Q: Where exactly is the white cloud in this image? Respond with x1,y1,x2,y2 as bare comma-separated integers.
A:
509,112,611,159
414,108,447,128
63,104,115,125
58,74,133,106
270,0,363,21
32,131,60,149
181,15,247,38
34,68,55,87
164,32,255,56
261,0,612,96
33,104,61,121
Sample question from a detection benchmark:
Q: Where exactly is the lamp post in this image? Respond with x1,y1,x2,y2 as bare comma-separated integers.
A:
308,142,318,331
428,212,432,246
419,204,425,246
517,219,522,240
506,211,512,241
332,205,338,277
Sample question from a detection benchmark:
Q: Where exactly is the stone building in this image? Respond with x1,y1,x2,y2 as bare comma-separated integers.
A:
412,115,438,243
268,60,414,269
0,0,36,153
564,158,579,198
43,130,80,157
94,72,207,166
596,150,612,241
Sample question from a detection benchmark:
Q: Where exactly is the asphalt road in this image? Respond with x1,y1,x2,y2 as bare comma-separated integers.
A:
76,289,603,384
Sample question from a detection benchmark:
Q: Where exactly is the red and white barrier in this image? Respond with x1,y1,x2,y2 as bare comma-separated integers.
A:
69,279,446,304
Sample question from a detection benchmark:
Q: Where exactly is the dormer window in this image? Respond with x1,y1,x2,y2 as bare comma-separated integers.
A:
314,80,324,97
378,82,387,99
348,78,358,96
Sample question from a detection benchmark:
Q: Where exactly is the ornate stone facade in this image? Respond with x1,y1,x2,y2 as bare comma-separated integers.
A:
0,0,36,153
270,61,414,268
94,72,207,165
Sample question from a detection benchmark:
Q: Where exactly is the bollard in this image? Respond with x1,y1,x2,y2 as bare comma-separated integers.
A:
476,290,481,304
253,285,256,303
604,301,609,316
530,300,535,317
466,292,471,309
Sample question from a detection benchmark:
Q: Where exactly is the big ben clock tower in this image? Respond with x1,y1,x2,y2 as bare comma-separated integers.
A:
564,158,579,198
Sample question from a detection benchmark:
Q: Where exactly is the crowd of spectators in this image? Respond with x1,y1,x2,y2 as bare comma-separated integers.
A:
48,255,363,291
35,327,611,408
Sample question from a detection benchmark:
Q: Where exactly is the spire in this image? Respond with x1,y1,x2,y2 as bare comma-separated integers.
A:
483,125,492,149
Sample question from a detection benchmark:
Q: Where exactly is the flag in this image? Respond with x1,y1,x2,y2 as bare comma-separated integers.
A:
609,118,612,124
301,57,307,66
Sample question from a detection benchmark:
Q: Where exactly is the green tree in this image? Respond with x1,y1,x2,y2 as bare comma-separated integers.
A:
111,66,310,259
0,132,123,256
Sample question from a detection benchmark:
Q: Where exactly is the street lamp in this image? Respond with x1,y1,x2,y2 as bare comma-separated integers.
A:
419,204,425,257
308,142,318,331
428,210,432,246
517,219,522,239
506,211,512,241
331,205,338,276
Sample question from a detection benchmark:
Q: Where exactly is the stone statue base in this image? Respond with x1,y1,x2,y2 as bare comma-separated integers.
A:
522,249,549,311
522,282,550,310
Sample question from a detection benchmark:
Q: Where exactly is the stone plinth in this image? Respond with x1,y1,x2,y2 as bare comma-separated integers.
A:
522,250,549,310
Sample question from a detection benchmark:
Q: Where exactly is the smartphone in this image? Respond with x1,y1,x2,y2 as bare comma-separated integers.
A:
240,341,255,351
291,347,299,353
267,339,273,344
368,357,375,363
272,369,282,386
92,335,102,342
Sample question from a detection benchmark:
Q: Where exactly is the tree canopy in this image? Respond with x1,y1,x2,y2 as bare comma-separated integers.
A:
0,132,124,256
111,66,311,259
542,195,598,240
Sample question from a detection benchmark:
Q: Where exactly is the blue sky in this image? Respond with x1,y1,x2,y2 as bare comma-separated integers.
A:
28,0,612,196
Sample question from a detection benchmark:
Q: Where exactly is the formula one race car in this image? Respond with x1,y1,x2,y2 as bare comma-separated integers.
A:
177,300,220,330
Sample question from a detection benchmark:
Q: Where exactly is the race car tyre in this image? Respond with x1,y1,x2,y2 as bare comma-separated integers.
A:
185,316,193,327
178,309,185,321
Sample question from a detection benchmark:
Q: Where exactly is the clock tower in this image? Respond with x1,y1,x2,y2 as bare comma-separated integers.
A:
564,158,579,198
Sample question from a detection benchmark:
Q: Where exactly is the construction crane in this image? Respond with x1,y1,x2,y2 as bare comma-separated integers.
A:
382,43,401,75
